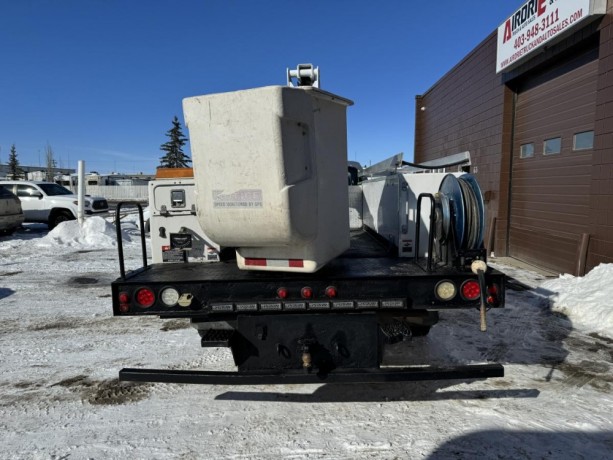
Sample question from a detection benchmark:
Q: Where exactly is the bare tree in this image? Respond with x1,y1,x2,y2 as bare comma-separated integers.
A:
45,143,57,182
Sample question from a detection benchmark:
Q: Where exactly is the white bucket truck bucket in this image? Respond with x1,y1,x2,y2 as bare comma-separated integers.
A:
183,81,353,273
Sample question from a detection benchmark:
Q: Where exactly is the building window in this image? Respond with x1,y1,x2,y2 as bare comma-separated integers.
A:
543,137,561,155
520,143,535,158
573,131,594,151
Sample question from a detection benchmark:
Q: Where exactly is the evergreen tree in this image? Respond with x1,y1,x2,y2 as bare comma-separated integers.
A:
8,144,22,179
159,116,191,168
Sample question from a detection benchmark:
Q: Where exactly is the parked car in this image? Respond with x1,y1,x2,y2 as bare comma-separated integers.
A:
0,181,108,229
0,186,24,235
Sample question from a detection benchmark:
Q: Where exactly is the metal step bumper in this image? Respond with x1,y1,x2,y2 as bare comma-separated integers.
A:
119,363,504,385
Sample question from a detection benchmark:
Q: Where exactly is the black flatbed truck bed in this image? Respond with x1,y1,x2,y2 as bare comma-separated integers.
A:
111,207,505,384
112,229,505,318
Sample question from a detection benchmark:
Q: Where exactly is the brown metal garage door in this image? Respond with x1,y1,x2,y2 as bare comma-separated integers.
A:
509,46,598,274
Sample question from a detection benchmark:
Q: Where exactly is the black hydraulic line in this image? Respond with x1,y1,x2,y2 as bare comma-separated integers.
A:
119,363,504,385
115,202,147,279
401,158,470,170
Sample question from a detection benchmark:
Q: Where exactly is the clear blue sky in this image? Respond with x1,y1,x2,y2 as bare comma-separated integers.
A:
0,0,518,174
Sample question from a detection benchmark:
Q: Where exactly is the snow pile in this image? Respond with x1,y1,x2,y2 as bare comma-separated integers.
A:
122,206,150,230
37,216,130,248
541,263,613,338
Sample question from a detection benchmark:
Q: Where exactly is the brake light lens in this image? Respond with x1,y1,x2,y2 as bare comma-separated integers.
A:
277,287,288,299
118,291,130,313
461,280,481,301
325,286,338,298
135,288,155,308
487,284,501,307
301,287,313,299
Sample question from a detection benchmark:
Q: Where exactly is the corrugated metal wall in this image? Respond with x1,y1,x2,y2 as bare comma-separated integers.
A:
509,47,598,273
589,1,613,269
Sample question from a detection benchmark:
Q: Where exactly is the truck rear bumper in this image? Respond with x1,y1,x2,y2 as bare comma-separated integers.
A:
119,363,504,385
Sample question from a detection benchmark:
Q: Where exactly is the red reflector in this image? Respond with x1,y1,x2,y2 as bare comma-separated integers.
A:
289,259,304,268
162,245,170,251
301,287,313,299
325,286,337,298
487,284,500,306
118,292,129,304
245,258,267,266
119,303,130,313
461,280,481,301
277,287,288,299
135,288,155,308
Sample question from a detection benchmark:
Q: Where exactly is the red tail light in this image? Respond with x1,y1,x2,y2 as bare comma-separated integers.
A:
301,287,313,299
461,280,481,301
325,286,338,298
487,284,500,307
118,292,130,312
277,287,288,299
135,288,155,308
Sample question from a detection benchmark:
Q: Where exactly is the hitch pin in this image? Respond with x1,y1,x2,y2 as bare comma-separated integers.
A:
302,351,312,370
300,343,312,371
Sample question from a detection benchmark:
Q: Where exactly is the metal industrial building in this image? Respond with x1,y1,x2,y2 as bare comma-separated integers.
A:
415,0,613,275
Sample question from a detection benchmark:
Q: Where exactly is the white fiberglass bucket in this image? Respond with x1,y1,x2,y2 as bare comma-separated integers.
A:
183,85,353,273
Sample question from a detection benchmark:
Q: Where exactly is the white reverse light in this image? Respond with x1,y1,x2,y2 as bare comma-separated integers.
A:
435,280,457,301
160,288,180,306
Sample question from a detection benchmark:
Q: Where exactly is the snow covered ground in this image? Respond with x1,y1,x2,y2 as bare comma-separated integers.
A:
0,217,612,459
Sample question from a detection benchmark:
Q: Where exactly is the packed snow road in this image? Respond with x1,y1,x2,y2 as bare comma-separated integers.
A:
0,218,611,459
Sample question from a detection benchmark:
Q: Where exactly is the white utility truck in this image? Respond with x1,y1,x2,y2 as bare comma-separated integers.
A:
147,169,220,264
112,65,505,385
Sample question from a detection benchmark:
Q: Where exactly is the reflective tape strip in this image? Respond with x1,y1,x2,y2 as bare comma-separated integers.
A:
245,258,304,268
245,258,267,266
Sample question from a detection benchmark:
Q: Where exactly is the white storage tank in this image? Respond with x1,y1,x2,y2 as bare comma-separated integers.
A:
183,85,353,273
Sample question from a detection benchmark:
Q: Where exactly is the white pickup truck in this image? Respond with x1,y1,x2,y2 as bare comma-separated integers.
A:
0,181,109,229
